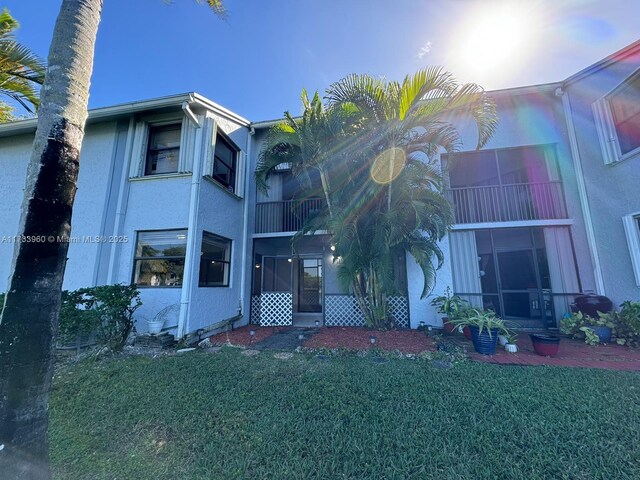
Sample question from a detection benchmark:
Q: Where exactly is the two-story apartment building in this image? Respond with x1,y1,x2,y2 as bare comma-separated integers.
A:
0,41,638,336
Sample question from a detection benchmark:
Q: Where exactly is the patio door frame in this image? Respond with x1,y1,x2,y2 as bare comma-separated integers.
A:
296,256,324,314
490,228,551,328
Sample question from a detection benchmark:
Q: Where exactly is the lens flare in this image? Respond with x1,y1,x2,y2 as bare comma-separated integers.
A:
370,147,406,184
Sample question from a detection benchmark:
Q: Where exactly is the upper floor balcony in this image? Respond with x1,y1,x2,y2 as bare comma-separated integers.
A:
255,198,324,234
445,180,568,224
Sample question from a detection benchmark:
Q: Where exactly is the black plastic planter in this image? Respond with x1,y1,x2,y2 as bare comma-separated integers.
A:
469,326,499,355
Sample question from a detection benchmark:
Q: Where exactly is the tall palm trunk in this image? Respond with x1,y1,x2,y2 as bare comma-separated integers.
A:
0,1,102,478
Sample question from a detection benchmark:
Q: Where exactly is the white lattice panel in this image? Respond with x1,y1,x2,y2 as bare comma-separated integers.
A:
250,295,261,324
325,295,365,327
325,295,410,328
259,292,293,326
388,296,409,328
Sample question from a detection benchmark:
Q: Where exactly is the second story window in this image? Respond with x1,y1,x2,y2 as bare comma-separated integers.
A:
609,74,640,157
145,123,181,175
212,135,237,192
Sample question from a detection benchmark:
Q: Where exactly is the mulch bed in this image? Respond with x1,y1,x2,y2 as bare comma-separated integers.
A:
210,326,284,347
303,327,435,354
210,325,640,371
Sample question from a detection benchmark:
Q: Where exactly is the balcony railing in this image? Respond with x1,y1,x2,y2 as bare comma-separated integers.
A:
445,181,568,224
255,198,324,234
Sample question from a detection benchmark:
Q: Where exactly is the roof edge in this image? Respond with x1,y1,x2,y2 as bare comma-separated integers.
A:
0,92,251,137
563,39,640,86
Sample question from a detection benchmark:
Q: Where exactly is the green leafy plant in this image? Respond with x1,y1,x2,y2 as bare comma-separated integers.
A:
560,311,615,345
448,308,510,337
614,301,640,346
59,284,142,352
430,287,469,318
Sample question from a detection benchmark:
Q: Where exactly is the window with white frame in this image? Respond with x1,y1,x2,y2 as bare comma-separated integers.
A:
145,123,182,175
623,213,640,287
212,134,238,192
199,232,232,287
133,230,187,287
593,72,640,164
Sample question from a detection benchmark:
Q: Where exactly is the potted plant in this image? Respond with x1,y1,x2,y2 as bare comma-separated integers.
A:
530,333,560,356
560,311,615,345
148,303,179,335
449,309,509,355
504,332,518,353
430,287,468,334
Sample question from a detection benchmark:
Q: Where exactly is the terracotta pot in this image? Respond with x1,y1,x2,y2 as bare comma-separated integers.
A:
463,325,472,340
442,317,457,334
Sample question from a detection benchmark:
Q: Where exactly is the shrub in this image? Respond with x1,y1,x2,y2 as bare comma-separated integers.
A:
59,284,142,352
615,301,640,347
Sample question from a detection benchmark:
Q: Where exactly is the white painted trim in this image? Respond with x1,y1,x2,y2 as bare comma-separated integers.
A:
177,114,205,338
239,128,254,317
450,219,573,231
129,173,191,182
557,88,606,294
107,117,136,284
622,212,640,288
252,230,330,239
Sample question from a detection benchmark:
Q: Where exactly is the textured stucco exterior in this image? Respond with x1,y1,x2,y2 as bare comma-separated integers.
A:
562,46,640,305
1,41,639,335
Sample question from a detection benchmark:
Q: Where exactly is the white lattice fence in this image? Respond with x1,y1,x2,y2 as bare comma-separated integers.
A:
250,295,261,324
325,295,365,327
259,292,293,326
388,296,410,328
325,294,410,328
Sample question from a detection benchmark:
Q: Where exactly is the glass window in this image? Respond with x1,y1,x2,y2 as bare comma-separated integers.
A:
213,135,237,191
199,232,232,287
609,75,640,156
262,257,292,292
133,230,187,287
145,124,181,175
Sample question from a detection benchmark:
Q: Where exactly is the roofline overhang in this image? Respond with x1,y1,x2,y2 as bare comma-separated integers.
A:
0,92,251,138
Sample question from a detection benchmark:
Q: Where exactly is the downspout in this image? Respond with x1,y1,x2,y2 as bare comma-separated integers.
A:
556,87,605,294
239,127,255,318
177,110,204,338
107,116,135,284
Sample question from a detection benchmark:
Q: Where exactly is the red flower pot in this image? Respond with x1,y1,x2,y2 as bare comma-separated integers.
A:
442,317,456,334
463,326,472,340
530,334,560,357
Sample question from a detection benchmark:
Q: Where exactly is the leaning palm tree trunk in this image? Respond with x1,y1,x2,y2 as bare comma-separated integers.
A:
0,0,102,477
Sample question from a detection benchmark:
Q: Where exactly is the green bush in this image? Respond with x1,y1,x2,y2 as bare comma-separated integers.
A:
59,284,142,352
615,301,640,346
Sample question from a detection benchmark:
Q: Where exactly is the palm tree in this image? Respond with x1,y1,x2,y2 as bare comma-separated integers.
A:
257,68,497,328
0,1,225,478
0,8,45,116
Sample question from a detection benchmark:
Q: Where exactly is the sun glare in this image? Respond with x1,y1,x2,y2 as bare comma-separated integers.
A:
451,3,540,84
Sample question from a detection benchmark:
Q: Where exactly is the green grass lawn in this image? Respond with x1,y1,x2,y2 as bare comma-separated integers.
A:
50,349,640,480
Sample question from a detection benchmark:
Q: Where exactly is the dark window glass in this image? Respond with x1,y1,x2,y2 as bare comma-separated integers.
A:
199,232,231,287
145,124,181,175
610,75,640,156
133,230,187,286
213,135,237,191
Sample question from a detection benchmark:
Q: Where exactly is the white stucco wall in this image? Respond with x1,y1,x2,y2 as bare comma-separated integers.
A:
0,124,119,293
565,47,640,305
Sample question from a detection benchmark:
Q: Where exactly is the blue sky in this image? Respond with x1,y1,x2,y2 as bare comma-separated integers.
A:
4,0,640,121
